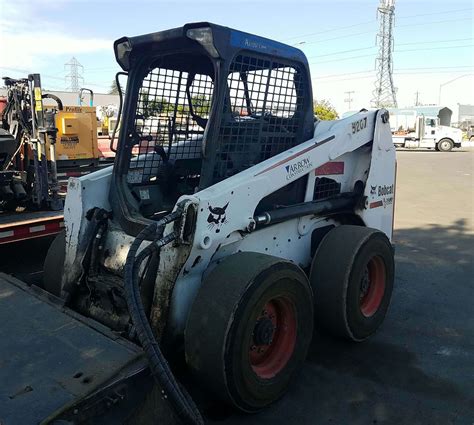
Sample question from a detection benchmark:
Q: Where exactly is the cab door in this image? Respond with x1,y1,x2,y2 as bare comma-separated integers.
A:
420,117,437,147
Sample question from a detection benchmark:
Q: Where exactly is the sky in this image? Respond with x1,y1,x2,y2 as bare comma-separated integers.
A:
0,0,473,118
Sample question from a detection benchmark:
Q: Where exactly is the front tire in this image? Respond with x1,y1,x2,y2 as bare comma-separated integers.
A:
437,138,454,152
185,252,313,412
310,225,394,342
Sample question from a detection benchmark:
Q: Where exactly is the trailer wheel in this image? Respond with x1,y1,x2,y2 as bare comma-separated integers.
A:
185,252,313,412
310,225,394,342
437,138,454,152
43,231,65,297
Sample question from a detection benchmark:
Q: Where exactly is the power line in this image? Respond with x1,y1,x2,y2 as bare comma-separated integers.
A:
283,20,376,42
396,44,473,53
396,37,472,46
396,7,472,20
312,68,474,83
0,66,65,81
313,70,375,80
308,44,473,66
397,65,473,70
314,65,473,79
305,37,471,62
394,70,474,75
395,17,472,29
303,30,375,45
298,17,472,47
310,53,376,65
306,46,376,60
283,7,471,42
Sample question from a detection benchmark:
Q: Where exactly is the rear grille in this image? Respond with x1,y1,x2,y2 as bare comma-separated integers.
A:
314,177,341,200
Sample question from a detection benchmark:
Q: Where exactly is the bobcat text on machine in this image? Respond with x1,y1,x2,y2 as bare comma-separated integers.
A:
0,23,396,424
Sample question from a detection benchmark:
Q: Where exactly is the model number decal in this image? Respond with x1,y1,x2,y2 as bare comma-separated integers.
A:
352,117,367,134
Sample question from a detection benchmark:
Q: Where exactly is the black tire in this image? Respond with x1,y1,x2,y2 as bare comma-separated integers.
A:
185,252,313,412
437,138,454,152
310,225,394,342
43,231,65,297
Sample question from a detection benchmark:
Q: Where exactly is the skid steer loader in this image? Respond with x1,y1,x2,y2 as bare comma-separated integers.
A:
1,22,396,424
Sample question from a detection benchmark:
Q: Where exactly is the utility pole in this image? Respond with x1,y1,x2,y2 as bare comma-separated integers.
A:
344,91,355,110
64,57,84,92
414,91,420,106
372,0,397,108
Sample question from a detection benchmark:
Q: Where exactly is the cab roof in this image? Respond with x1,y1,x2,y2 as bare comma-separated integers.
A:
114,22,308,71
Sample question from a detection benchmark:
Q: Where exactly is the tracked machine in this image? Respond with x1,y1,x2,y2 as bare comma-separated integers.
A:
0,23,396,424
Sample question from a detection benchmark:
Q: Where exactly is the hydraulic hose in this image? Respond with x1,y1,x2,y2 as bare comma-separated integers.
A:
42,93,64,110
123,212,204,425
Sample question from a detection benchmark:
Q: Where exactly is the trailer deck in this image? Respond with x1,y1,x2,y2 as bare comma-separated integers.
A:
0,273,149,424
0,211,64,245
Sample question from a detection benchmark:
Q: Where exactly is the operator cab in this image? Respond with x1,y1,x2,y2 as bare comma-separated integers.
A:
112,23,314,235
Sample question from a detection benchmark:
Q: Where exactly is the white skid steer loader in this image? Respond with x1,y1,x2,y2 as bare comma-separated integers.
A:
39,22,396,424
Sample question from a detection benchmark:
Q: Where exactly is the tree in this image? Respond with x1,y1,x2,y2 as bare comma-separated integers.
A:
108,80,120,95
191,94,211,116
140,91,172,118
313,99,339,121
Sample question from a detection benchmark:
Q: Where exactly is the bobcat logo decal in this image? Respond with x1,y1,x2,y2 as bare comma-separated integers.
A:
370,185,377,195
207,202,229,233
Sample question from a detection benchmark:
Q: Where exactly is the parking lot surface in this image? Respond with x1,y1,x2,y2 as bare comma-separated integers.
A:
203,148,474,424
0,148,472,424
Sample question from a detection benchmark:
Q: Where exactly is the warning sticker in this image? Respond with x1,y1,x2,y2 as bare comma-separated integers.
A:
127,169,144,184
60,136,79,149
34,87,43,111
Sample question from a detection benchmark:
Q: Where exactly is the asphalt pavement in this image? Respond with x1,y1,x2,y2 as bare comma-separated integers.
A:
0,148,472,425
203,147,474,425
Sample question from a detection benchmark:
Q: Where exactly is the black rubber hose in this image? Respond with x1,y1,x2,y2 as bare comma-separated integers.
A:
124,221,204,425
42,93,63,110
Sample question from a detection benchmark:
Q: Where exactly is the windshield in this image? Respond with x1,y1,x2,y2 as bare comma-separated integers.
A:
124,53,215,217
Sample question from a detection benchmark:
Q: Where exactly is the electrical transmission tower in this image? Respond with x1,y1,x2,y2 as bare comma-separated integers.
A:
64,57,84,92
372,0,397,108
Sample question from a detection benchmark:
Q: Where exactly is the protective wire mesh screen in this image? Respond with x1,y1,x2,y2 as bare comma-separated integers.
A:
128,63,213,185
214,54,304,181
313,177,341,200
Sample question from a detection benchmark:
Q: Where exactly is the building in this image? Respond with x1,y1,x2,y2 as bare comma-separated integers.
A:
457,104,474,129
342,106,454,127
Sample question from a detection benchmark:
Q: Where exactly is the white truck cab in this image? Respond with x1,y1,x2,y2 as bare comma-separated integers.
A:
390,108,462,152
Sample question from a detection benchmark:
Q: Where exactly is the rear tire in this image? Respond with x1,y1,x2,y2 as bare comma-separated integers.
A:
43,231,65,297
185,252,313,412
437,138,454,152
310,225,394,342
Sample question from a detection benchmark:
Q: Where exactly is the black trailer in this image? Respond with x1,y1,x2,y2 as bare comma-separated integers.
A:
0,273,176,424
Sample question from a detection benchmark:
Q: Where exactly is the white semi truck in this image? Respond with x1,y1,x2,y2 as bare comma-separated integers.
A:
389,107,463,152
